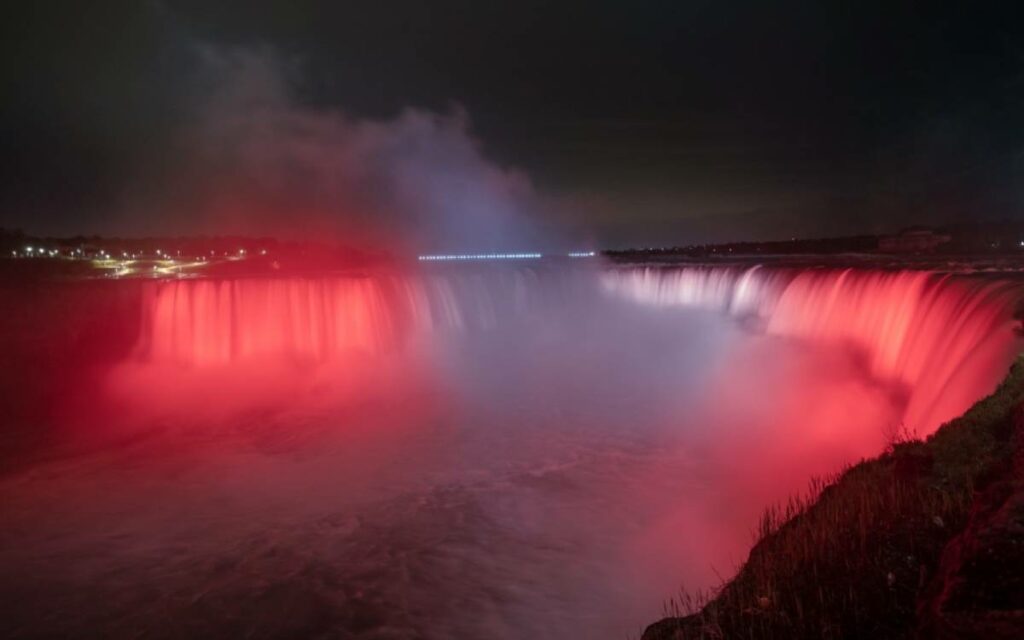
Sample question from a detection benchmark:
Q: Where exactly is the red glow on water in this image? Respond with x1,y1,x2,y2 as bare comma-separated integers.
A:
630,339,902,590
3,265,1023,638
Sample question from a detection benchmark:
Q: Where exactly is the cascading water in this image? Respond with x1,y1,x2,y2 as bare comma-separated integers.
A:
10,263,1020,639
137,278,402,365
133,270,560,365
136,266,1022,435
601,265,1023,432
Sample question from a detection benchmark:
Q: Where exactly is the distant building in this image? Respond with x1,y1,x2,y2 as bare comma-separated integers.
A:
878,227,951,253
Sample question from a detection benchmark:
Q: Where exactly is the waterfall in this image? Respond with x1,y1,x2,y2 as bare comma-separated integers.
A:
133,270,561,366
601,266,1023,432
133,265,1021,432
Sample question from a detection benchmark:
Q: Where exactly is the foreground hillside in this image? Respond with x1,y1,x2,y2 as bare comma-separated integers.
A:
645,359,1024,639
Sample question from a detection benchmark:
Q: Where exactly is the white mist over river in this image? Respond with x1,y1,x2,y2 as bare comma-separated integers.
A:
0,265,1018,638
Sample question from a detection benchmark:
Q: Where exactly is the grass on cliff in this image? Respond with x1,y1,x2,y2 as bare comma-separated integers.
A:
648,358,1024,640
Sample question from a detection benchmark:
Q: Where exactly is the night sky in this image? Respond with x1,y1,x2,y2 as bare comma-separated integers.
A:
3,1,1024,247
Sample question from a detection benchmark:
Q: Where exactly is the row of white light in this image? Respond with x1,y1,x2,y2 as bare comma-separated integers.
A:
19,246,107,258
21,246,60,257
14,246,263,260
419,253,543,261
16,247,596,262
418,251,596,261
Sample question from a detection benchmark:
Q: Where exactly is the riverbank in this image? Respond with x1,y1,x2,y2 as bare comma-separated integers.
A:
644,359,1024,639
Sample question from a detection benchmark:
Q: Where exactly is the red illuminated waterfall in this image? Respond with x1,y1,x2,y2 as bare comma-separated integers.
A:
134,273,531,365
602,266,1023,432
136,278,405,365
134,267,1022,433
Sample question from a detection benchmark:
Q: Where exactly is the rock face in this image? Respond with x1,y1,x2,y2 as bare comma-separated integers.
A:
916,414,1024,639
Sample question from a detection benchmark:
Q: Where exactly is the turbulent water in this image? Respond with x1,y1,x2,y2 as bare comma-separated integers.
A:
1,264,1020,639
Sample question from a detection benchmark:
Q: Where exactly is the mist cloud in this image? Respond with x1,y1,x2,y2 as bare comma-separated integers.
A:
122,46,567,253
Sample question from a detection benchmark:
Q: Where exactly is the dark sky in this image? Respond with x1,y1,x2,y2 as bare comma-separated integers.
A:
3,1,1024,246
